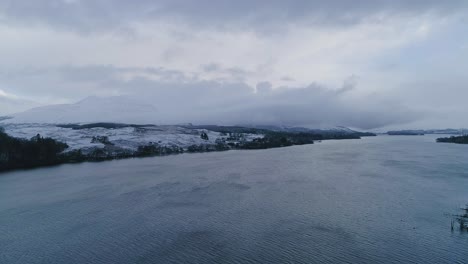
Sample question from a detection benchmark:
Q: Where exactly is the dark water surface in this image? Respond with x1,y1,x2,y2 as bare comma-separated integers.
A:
1,135,467,263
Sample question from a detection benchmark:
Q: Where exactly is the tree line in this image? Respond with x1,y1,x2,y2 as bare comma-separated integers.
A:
0,129,68,171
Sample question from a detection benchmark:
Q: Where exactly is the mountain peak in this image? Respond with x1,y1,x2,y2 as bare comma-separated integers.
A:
3,96,159,124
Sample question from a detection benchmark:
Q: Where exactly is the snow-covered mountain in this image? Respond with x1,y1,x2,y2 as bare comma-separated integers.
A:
4,96,159,124
2,96,374,136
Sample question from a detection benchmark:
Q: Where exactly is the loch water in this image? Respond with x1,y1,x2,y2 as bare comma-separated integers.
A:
1,135,467,263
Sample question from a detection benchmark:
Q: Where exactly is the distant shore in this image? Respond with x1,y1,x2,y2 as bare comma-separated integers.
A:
0,123,375,172
436,135,468,144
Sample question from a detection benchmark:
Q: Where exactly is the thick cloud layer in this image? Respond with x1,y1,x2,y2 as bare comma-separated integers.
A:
6,65,420,129
0,1,467,129
1,0,466,32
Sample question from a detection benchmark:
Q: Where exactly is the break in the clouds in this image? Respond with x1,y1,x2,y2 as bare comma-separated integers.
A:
0,1,467,129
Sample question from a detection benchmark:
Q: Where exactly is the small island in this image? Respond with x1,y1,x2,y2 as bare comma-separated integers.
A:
387,130,424,136
436,135,468,144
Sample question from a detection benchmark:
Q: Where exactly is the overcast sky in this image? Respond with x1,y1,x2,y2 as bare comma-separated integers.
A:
0,1,467,129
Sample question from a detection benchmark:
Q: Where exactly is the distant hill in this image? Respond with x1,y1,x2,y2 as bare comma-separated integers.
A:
242,125,376,137
387,129,467,135
387,130,425,135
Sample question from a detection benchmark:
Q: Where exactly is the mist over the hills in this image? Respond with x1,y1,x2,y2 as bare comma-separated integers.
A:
5,76,422,130
1,1,467,129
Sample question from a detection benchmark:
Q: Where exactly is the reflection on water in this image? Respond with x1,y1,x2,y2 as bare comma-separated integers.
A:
0,135,467,263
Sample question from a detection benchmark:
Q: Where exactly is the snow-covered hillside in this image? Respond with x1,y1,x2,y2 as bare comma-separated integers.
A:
0,121,372,171
1,123,263,153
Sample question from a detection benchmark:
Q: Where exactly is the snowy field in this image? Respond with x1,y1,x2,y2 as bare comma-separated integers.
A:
0,123,263,151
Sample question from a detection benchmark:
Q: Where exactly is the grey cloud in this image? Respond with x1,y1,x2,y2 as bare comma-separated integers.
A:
336,76,358,94
0,65,197,98
0,0,466,33
280,76,295,82
57,65,194,83
73,66,421,129
202,63,221,72
256,82,273,93
201,63,252,82
0,64,433,129
149,0,468,30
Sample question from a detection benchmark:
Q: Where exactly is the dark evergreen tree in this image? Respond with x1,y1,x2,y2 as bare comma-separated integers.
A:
0,130,69,171
200,132,209,140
